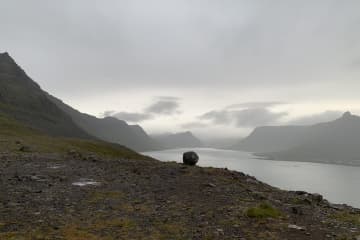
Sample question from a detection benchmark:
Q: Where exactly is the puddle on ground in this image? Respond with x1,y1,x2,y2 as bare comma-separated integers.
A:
72,178,101,187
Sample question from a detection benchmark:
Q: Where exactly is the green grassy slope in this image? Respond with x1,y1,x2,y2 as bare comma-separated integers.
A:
0,113,147,160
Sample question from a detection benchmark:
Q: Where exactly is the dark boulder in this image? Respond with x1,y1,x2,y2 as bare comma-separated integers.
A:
183,151,199,166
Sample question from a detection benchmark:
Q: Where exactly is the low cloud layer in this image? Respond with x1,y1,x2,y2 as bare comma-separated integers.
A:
288,111,342,126
226,102,286,110
199,105,287,128
181,122,208,129
103,96,180,123
111,112,152,122
233,108,287,127
145,97,180,115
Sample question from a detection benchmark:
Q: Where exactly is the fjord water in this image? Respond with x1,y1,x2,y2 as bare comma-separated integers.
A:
143,148,360,208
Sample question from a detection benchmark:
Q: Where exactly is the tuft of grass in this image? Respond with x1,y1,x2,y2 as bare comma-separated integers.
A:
148,222,186,240
245,203,282,219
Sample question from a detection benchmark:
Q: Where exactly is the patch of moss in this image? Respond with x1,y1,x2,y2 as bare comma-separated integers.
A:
87,191,125,204
245,203,282,219
333,212,360,226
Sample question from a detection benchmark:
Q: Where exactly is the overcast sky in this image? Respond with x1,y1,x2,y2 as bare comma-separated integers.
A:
1,0,360,139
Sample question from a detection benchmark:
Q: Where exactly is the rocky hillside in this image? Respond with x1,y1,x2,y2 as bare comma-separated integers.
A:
1,147,359,239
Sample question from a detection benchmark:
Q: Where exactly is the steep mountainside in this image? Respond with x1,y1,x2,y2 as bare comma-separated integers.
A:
233,125,307,152
0,52,159,152
48,95,160,152
267,112,360,165
0,52,90,138
152,131,203,149
235,112,360,165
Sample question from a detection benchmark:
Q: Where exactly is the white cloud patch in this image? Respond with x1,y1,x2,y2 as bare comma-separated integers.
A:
288,110,342,125
181,121,208,129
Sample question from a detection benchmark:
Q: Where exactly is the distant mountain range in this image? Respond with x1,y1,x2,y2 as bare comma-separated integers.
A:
233,112,360,165
48,95,160,151
0,52,161,152
152,131,203,150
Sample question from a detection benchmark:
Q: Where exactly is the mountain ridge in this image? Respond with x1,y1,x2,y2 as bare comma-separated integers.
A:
152,131,203,149
0,52,159,152
234,112,360,165
48,95,160,152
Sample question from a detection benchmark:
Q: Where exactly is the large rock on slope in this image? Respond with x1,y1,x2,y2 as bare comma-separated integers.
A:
183,151,199,166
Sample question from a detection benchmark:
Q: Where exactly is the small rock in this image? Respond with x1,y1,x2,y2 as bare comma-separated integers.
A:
291,206,304,215
19,145,31,152
295,191,307,195
246,178,259,184
206,183,216,188
288,224,305,231
312,193,323,203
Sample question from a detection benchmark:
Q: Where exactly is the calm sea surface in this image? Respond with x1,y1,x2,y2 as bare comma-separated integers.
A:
143,148,360,208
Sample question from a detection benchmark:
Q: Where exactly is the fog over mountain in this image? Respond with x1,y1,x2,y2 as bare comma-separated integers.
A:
152,131,203,150
1,0,360,140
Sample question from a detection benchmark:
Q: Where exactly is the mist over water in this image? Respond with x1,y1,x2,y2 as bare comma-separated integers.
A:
144,148,360,208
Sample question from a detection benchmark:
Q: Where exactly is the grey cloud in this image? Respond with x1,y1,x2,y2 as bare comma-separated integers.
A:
288,111,342,126
181,122,208,129
145,99,180,115
102,97,180,122
200,108,287,127
156,96,180,101
232,108,287,127
199,110,231,124
1,0,360,99
226,102,286,109
349,58,360,69
100,110,116,118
